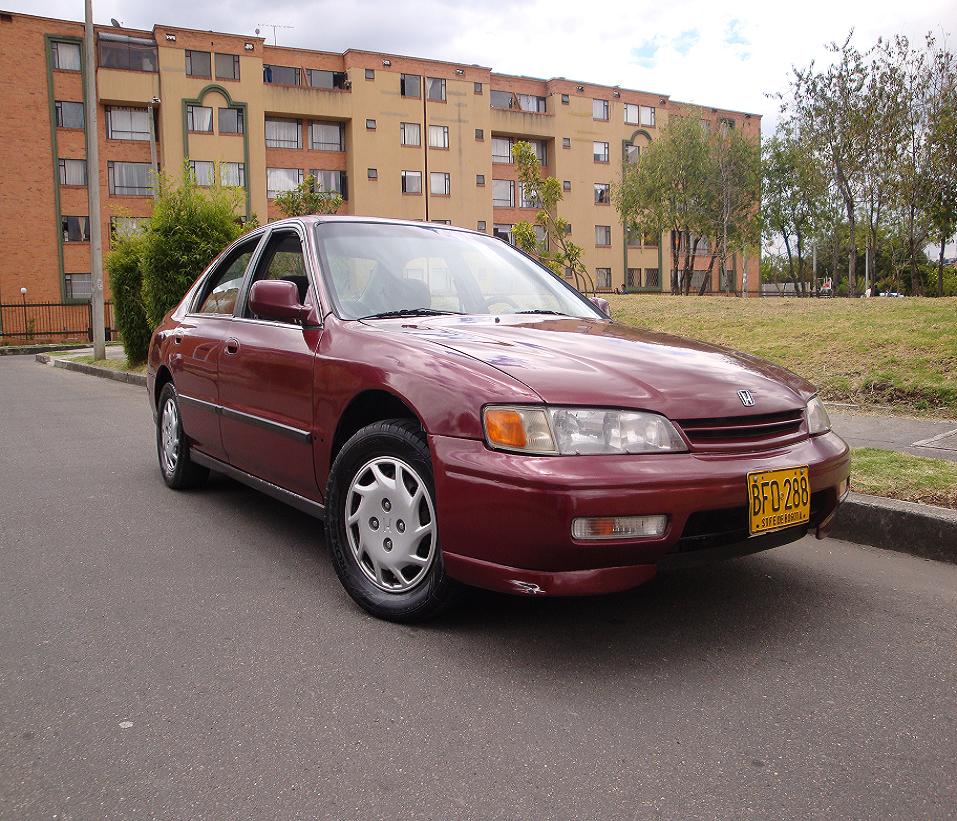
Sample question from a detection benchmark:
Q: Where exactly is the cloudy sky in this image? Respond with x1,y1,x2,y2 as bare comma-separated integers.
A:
14,0,954,133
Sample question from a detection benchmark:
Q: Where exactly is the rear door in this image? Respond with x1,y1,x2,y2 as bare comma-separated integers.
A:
172,234,263,461
217,227,323,499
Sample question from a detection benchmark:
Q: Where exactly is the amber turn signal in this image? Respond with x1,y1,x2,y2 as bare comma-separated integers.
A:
484,409,528,449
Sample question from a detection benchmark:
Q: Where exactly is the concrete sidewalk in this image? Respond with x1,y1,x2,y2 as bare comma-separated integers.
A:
829,408,957,462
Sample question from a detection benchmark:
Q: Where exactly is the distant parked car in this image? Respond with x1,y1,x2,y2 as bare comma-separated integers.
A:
148,217,851,621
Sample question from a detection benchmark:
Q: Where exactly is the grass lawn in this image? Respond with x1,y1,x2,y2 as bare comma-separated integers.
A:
852,447,957,509
608,295,957,417
64,354,147,374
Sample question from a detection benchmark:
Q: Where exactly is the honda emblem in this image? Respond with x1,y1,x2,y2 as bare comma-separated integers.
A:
738,389,755,407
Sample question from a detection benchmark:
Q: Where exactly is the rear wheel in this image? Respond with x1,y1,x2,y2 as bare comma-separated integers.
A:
156,382,209,490
326,419,459,622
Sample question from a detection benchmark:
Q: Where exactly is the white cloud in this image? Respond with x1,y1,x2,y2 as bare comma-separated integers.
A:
11,0,954,133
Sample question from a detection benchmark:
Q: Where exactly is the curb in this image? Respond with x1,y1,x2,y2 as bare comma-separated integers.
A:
1,342,88,356
830,492,957,564
35,352,147,387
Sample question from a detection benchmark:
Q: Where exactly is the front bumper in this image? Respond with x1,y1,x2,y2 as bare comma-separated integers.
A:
431,431,850,596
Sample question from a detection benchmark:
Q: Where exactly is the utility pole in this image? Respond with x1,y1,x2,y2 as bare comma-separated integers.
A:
147,95,160,195
84,0,106,359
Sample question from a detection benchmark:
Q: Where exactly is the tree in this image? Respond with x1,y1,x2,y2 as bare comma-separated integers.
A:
616,117,713,294
140,163,245,327
510,141,594,294
926,42,957,296
762,128,828,295
274,173,344,218
106,230,150,365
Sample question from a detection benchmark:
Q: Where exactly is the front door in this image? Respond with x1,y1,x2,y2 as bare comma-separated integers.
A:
218,228,323,499
173,235,262,462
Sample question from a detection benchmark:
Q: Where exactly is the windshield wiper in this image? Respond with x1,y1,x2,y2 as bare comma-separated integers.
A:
515,309,568,316
360,308,462,320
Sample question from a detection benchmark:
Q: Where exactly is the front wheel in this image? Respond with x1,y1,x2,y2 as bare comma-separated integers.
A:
326,419,460,622
156,382,209,490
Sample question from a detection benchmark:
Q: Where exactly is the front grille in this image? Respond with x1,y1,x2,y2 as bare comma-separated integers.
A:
674,489,827,553
677,408,805,452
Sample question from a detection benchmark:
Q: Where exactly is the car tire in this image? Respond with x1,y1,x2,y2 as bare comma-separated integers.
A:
326,419,460,622
156,382,209,490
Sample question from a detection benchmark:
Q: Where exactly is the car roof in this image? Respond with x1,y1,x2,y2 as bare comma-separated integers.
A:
272,214,484,237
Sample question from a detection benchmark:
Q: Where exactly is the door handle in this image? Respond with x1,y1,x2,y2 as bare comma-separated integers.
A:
173,332,183,345
224,337,240,355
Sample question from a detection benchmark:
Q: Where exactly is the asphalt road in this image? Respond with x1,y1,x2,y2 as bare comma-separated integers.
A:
2,355,956,820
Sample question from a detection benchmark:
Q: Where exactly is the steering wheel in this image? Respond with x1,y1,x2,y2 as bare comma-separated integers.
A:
485,295,522,312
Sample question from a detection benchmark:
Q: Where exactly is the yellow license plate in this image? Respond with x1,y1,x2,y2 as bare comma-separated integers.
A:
747,466,810,536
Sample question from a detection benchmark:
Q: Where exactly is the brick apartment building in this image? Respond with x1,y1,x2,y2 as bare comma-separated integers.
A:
0,9,761,307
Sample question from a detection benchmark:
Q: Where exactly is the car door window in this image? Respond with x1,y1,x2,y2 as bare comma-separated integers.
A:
244,231,311,317
194,237,260,315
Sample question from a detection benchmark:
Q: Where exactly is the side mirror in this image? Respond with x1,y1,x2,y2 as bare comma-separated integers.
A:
248,279,309,324
589,296,611,318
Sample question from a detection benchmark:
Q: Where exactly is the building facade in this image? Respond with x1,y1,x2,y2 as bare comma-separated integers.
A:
0,10,762,305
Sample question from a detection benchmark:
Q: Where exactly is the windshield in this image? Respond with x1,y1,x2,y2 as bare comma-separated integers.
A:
314,222,604,320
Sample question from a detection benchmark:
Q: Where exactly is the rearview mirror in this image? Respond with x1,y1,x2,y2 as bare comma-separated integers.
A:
248,279,310,324
589,296,611,318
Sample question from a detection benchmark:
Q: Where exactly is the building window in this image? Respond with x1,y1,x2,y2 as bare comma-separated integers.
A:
476,174,485,186
477,220,487,231
263,64,300,85
562,180,571,192
645,268,661,288
565,223,573,234
641,105,656,126
218,107,245,134
401,170,422,194
61,216,90,242
51,40,81,71
429,125,449,149
426,77,446,101
186,105,213,133
624,142,639,164
311,122,344,151
720,117,736,133
311,169,348,199
594,183,610,204
189,160,215,187
595,268,612,289
518,183,539,209
400,122,421,146
366,118,376,130
562,137,571,149
475,128,484,141
624,103,639,125
492,179,514,208
430,171,451,195
593,141,610,163
493,224,514,244
593,98,609,120
643,232,659,247
626,227,641,247
55,101,84,129
400,74,421,97
530,140,547,165
185,49,211,78
307,69,348,89
221,162,246,188
595,225,612,246
110,216,147,239
106,106,150,140
491,90,545,113
64,273,92,300
474,82,483,94
108,161,153,196
215,53,240,81
266,167,303,198
626,268,640,289
97,34,157,71
432,219,452,225
490,90,513,109
519,94,546,113
368,168,378,180
265,118,301,149
365,68,375,80
561,93,570,104
58,158,87,186
492,137,513,164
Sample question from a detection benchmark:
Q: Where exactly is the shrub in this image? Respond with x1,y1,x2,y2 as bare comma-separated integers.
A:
140,165,244,327
107,231,151,365
274,173,343,217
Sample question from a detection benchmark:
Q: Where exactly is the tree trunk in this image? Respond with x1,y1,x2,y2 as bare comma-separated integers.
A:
908,204,924,296
699,253,718,296
670,230,680,295
847,209,857,297
939,235,947,297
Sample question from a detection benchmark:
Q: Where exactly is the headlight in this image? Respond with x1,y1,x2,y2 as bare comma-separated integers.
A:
483,406,688,455
806,396,831,435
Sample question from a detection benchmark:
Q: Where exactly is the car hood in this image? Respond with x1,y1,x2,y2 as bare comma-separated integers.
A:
372,315,815,419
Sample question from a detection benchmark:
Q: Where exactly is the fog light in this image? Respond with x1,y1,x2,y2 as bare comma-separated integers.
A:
571,515,667,540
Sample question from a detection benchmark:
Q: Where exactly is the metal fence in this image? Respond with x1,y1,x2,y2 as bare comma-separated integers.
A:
0,302,114,346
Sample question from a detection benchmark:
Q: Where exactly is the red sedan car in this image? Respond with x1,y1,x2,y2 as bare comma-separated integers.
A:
148,217,850,621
